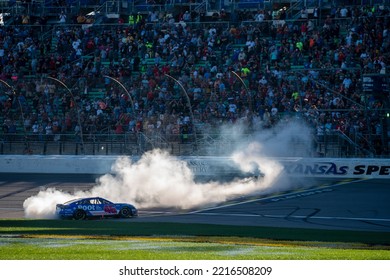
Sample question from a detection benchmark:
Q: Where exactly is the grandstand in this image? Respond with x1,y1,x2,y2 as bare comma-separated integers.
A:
0,0,389,157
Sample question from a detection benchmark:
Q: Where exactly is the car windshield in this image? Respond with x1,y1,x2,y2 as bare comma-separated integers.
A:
100,198,114,204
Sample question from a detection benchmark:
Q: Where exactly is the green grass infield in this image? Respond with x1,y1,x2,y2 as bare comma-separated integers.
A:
0,219,389,260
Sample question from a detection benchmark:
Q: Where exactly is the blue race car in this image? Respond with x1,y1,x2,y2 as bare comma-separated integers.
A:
56,197,138,220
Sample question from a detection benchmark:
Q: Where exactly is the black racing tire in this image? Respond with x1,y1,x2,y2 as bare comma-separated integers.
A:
73,209,86,220
119,207,132,218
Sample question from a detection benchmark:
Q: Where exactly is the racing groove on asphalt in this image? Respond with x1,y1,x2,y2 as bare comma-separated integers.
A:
0,174,389,232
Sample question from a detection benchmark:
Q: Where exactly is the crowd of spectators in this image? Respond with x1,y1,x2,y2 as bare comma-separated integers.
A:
0,3,389,155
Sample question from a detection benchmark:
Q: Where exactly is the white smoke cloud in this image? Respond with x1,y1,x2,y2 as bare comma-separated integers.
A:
23,119,313,219
23,188,76,219
23,150,283,218
219,117,313,158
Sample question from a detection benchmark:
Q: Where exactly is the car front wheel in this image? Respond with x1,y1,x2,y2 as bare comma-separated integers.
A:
119,207,132,218
74,209,86,220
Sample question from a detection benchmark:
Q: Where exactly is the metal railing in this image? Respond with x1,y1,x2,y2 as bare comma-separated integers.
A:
0,130,386,158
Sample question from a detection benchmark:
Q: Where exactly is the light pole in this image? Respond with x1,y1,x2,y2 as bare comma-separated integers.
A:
164,73,198,146
0,79,28,142
231,69,255,128
47,76,84,154
103,75,136,115
103,75,140,153
231,70,253,113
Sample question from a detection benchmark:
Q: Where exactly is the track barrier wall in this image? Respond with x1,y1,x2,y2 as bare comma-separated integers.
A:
1,155,390,179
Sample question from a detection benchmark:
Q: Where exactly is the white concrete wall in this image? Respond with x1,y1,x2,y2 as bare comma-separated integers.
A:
0,155,118,174
0,155,389,179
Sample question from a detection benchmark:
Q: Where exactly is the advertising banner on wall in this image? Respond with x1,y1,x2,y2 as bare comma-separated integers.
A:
1,155,390,179
183,157,390,179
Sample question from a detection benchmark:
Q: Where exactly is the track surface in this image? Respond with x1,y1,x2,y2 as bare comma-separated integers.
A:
0,174,389,232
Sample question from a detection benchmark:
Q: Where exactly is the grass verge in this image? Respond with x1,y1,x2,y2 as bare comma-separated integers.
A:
1,219,389,260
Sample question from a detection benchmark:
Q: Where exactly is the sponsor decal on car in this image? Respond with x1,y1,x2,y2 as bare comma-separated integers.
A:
78,205,96,211
104,205,117,214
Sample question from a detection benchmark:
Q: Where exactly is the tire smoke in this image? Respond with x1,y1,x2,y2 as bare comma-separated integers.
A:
23,119,313,219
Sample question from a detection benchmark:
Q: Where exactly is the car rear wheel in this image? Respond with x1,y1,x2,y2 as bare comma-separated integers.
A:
119,207,132,218
74,209,86,220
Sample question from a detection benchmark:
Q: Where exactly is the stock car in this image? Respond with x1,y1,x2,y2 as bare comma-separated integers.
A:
56,197,138,220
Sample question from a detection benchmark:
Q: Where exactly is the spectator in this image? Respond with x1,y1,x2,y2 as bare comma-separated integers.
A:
300,7,308,20
59,11,66,23
339,6,349,18
1,4,388,157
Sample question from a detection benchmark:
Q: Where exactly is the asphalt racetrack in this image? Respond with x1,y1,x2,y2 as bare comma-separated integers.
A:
0,173,389,232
